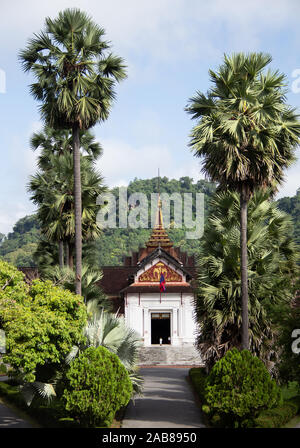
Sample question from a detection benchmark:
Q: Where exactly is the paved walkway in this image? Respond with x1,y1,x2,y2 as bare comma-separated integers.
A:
122,367,205,428
0,375,34,428
0,401,33,428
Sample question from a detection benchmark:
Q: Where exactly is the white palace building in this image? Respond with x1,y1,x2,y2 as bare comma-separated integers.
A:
100,199,202,366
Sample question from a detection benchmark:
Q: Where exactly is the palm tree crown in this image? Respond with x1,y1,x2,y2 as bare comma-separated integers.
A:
19,8,127,130
20,8,126,295
186,52,300,196
186,52,300,350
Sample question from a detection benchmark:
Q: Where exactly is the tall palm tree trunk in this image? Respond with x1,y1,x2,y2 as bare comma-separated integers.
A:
69,243,74,269
73,124,82,295
58,240,64,269
65,242,69,267
240,188,249,350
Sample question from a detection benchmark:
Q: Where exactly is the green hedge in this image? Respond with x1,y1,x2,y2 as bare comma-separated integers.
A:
62,346,132,427
189,367,207,401
189,367,300,428
0,381,79,428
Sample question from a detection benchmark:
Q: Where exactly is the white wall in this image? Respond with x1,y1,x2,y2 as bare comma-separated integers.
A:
125,292,197,347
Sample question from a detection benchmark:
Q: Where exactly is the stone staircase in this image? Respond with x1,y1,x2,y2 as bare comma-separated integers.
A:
138,345,203,366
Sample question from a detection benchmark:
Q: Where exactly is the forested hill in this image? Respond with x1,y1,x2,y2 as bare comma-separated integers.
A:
0,178,299,267
276,188,300,246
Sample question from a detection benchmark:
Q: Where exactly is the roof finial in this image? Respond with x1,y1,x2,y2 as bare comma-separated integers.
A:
158,168,160,197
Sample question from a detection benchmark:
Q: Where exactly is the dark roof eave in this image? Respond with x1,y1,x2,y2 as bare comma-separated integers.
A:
137,247,193,277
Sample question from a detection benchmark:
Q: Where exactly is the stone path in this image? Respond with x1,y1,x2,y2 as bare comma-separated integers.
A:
0,400,33,428
0,375,34,428
122,367,205,428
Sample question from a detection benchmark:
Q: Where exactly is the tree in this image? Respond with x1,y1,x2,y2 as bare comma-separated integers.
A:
0,260,87,384
195,189,298,370
28,151,106,269
30,125,102,170
186,53,300,349
66,301,143,395
42,263,111,310
62,346,132,427
203,348,281,427
20,8,127,295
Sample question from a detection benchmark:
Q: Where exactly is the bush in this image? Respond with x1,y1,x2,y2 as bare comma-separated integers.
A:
204,348,281,427
62,346,132,427
0,260,87,382
0,380,80,428
189,367,207,401
254,400,299,428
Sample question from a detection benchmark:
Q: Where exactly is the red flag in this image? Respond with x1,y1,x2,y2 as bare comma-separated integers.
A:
160,273,166,292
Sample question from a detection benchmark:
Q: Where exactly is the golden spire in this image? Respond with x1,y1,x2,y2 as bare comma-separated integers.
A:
146,170,173,250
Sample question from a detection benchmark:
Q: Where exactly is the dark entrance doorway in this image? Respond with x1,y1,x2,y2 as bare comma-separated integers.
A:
151,313,171,345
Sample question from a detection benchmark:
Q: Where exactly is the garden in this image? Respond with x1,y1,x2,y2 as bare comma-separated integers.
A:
0,259,142,428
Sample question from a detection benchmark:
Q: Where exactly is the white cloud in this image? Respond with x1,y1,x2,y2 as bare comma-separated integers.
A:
96,138,203,188
276,159,300,198
3,0,300,63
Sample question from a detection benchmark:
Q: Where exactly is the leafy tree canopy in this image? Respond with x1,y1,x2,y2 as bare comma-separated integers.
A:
0,260,87,382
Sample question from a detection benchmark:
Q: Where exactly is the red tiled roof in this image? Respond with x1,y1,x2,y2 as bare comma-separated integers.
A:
98,266,136,295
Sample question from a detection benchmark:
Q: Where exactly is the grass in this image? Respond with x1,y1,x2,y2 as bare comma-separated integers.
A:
281,381,299,400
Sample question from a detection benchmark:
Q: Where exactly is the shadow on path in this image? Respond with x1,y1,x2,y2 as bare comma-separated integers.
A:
122,367,205,428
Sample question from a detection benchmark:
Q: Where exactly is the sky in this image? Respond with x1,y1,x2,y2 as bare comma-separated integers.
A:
1,0,300,235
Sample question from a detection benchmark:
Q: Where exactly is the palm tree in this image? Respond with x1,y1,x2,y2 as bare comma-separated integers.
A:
66,301,143,395
20,8,127,295
30,125,102,171
42,263,111,310
195,189,298,370
186,53,300,349
28,152,105,269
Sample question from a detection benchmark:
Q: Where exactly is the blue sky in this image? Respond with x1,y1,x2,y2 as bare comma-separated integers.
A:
1,0,300,234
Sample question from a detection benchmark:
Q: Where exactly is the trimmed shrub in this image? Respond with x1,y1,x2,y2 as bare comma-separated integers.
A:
62,346,132,427
189,368,207,401
254,401,299,428
204,348,281,427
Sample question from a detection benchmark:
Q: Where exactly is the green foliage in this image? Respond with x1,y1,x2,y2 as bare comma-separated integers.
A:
204,349,281,426
0,380,81,427
0,215,40,267
277,190,300,247
1,177,299,269
0,260,87,382
19,8,127,130
42,264,110,309
195,189,299,369
62,346,132,427
254,398,300,428
66,303,143,395
275,304,300,385
189,367,207,401
28,134,106,249
186,52,300,195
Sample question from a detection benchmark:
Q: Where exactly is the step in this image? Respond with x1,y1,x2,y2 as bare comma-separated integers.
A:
138,345,204,366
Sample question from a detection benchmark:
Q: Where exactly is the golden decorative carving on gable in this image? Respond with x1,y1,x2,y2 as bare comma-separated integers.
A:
138,261,182,282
